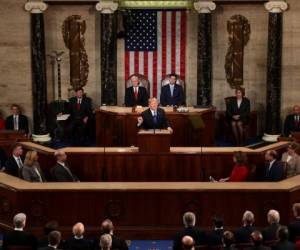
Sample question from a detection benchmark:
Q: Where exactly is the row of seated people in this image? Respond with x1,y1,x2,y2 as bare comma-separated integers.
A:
1,141,299,182
3,203,300,250
2,214,127,250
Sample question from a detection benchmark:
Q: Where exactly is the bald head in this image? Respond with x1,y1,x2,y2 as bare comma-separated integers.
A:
73,222,85,237
101,219,114,234
182,235,195,250
54,150,67,163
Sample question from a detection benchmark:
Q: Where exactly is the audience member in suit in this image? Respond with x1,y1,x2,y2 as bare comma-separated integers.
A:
281,143,300,178
288,203,300,242
207,216,224,246
212,151,249,182
245,230,271,250
68,88,93,145
2,213,37,250
235,210,255,244
38,230,62,250
273,226,295,250
0,146,7,170
99,234,112,250
173,212,207,250
223,231,238,250
262,209,281,243
137,97,173,133
38,220,59,248
4,143,24,177
63,222,93,250
181,235,195,250
226,87,250,146
264,150,284,182
51,150,79,182
160,74,185,107
93,219,128,250
284,105,300,137
125,75,149,107
5,104,29,134
21,151,46,182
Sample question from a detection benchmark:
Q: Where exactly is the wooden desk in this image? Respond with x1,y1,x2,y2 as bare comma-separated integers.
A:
0,130,29,154
20,141,289,182
0,172,299,240
96,106,215,147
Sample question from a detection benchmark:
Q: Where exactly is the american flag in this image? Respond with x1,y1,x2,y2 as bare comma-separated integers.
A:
125,10,187,98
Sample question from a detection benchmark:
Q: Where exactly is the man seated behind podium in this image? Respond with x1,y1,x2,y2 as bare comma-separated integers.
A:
284,105,300,137
160,74,185,106
137,98,173,133
125,75,149,107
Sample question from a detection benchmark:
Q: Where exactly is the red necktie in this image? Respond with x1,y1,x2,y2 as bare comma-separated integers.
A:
134,87,138,100
77,99,81,111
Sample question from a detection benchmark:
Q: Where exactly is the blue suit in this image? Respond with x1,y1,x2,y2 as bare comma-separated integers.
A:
265,160,284,182
160,84,185,106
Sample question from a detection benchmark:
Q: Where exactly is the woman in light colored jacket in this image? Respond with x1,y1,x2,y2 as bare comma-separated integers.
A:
21,150,46,182
281,143,300,177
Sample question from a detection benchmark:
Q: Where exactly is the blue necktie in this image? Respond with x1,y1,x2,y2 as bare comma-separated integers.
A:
153,111,157,125
170,85,174,97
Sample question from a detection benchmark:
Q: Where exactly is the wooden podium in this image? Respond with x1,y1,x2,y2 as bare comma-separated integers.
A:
137,129,171,153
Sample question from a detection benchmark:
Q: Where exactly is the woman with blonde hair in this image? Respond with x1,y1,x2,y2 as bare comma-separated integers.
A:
21,151,46,182
281,142,300,177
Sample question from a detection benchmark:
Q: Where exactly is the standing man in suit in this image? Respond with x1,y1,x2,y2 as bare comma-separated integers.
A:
125,75,149,107
160,74,185,106
5,104,29,134
284,105,300,137
262,210,281,243
137,98,173,133
235,210,255,244
288,203,300,242
38,231,62,250
4,143,24,177
172,212,207,250
207,216,224,246
2,213,37,250
68,88,93,145
264,150,284,182
51,150,79,182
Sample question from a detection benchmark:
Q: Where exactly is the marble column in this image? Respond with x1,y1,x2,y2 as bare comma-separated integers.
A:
96,1,118,105
25,1,48,136
263,1,288,141
194,1,216,107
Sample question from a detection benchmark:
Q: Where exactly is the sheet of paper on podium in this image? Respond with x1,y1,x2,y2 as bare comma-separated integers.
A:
57,114,70,121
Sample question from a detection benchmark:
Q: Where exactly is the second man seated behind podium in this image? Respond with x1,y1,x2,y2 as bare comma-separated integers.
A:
137,98,173,133
125,75,149,107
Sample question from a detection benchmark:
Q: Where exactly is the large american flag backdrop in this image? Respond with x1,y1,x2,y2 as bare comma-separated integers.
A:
125,10,187,98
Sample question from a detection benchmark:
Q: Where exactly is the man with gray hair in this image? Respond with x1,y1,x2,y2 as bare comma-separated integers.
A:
234,210,255,244
173,212,206,250
64,222,93,250
99,234,112,250
2,213,37,250
125,75,149,107
262,209,281,242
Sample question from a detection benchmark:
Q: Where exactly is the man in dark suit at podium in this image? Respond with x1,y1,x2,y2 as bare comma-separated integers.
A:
137,98,173,133
68,88,92,145
5,104,29,134
160,74,185,106
284,105,300,136
125,75,149,107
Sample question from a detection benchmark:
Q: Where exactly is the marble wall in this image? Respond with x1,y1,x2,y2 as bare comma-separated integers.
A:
0,0,300,134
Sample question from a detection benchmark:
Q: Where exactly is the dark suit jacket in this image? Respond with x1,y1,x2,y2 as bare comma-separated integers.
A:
63,237,93,250
51,163,79,182
5,114,29,134
262,223,281,242
273,240,295,250
207,229,223,246
288,218,300,242
125,86,149,107
160,84,185,106
284,114,300,136
173,226,206,250
226,97,250,125
234,225,255,244
265,160,284,182
139,108,170,130
93,234,128,250
5,156,23,177
2,230,37,250
38,247,62,250
68,96,92,122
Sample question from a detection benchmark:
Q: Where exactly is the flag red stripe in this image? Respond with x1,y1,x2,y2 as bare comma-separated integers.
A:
161,11,167,80
153,51,157,97
134,51,139,74
171,11,176,74
180,11,186,81
125,51,130,82
144,52,148,79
